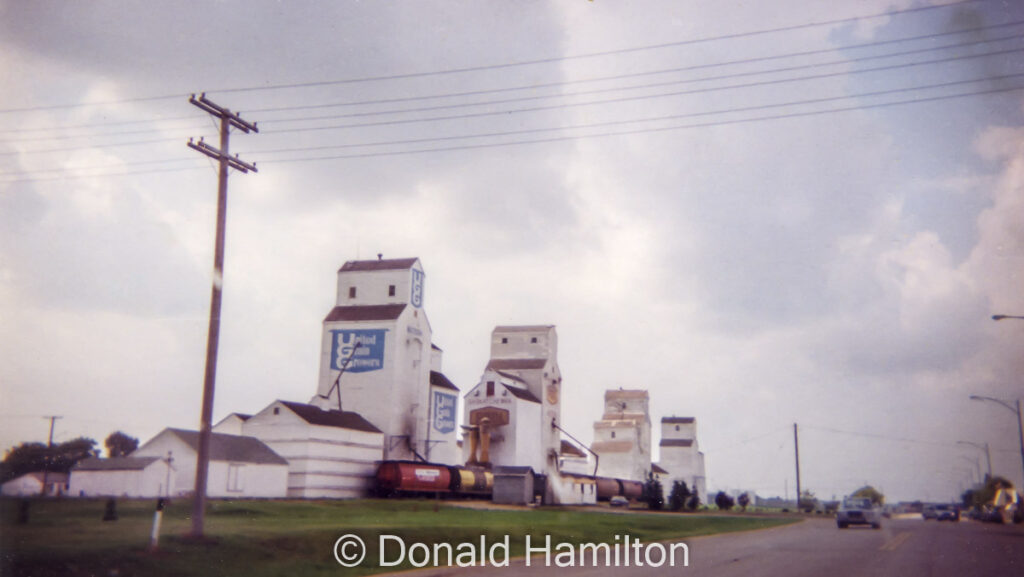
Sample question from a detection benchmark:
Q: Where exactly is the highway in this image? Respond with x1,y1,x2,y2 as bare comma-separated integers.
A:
394,517,1023,577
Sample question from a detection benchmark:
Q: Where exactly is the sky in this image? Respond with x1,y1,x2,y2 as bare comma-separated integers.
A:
1,0,1022,504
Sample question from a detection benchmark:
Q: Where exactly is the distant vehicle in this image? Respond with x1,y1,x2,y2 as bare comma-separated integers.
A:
922,504,938,520
609,495,629,508
937,506,958,524
836,497,882,529
934,504,959,522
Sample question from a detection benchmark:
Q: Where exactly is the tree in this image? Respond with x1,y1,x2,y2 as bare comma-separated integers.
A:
715,490,735,511
686,493,701,511
737,492,751,512
1,437,99,482
104,431,139,458
642,472,665,511
851,485,885,506
669,480,691,511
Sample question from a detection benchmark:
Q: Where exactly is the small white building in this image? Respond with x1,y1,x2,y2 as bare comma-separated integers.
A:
219,400,384,499
69,457,169,498
1,472,68,497
133,428,289,498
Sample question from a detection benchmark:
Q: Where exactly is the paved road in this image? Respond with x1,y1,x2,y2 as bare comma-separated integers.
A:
390,517,1023,577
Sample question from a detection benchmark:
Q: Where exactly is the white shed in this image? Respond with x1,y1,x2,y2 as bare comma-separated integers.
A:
238,400,384,499
1,472,68,497
69,457,169,497
133,428,289,498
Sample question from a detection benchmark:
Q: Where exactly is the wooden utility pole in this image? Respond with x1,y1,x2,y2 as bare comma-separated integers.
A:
187,93,257,538
794,423,802,513
40,416,61,496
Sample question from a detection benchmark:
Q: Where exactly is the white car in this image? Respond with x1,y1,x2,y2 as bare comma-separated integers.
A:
836,497,882,529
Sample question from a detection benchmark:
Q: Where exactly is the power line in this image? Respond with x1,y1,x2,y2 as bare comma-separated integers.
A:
5,72,1021,182
0,165,206,184
257,42,1024,130
207,0,984,96
249,75,1024,163
252,19,1024,119
12,30,1019,149
0,0,985,114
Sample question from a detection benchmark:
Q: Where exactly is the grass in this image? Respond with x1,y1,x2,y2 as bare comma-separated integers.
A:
0,498,797,576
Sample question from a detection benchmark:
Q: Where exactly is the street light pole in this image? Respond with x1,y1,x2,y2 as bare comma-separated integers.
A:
957,440,993,480
969,395,1024,489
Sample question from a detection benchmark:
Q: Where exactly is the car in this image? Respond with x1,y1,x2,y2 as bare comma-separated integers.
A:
934,504,960,521
922,504,938,520
609,495,629,508
836,497,882,529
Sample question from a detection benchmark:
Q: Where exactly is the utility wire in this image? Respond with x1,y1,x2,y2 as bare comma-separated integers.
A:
6,71,1022,177
207,0,984,96
257,42,1024,130
255,81,1024,164
252,19,1024,118
12,28,1020,144
248,73,1024,162
0,0,984,114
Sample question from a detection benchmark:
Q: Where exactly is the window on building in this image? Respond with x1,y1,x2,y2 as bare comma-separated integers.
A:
611,431,616,438
227,464,244,492
388,285,396,297
531,337,538,343
273,407,280,415
486,381,495,397
501,337,508,344
675,425,680,431
349,286,357,299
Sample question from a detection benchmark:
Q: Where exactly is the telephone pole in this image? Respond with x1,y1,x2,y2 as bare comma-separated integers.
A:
794,423,802,512
187,93,258,538
40,415,61,496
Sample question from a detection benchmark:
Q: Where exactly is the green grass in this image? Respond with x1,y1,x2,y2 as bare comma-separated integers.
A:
0,498,797,576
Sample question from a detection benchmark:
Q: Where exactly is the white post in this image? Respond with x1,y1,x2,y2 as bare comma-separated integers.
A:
149,498,166,551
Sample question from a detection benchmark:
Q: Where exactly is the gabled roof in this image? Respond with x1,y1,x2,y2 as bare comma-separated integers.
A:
560,440,586,458
75,457,161,471
164,429,289,465
651,463,669,475
487,358,547,371
660,439,694,447
324,304,406,322
503,384,540,403
662,416,695,424
278,401,383,433
494,370,528,385
430,371,459,391
339,258,418,272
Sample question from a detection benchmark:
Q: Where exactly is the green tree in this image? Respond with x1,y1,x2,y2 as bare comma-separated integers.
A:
851,485,885,506
1,437,98,482
642,472,665,511
737,492,751,512
715,490,735,511
686,493,701,511
668,480,691,511
104,431,139,458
